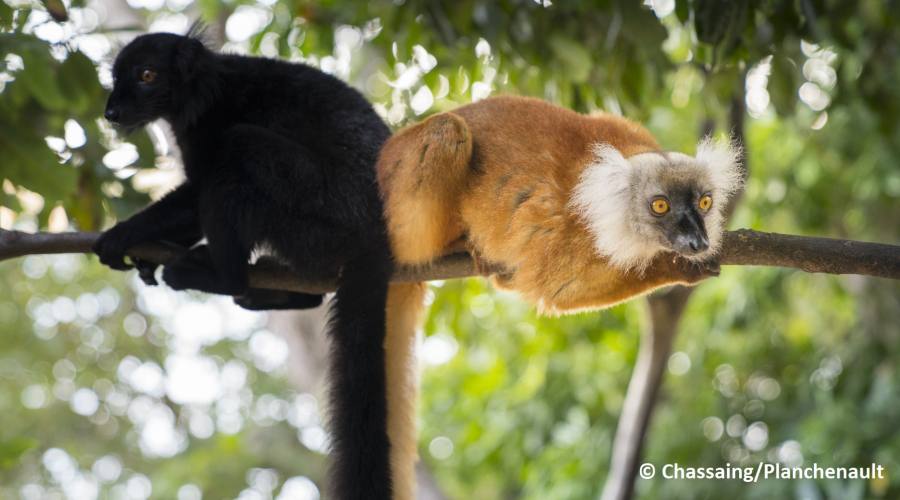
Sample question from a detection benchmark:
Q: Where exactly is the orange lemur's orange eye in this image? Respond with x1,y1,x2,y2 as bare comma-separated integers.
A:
650,197,670,215
698,194,713,212
141,69,157,83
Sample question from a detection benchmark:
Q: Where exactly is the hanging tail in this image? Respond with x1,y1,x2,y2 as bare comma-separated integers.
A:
327,251,394,500
384,282,427,500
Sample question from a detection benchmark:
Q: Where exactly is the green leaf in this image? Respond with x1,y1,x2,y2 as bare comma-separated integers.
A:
0,437,37,469
41,0,68,22
17,45,68,111
0,188,22,213
674,0,690,25
59,51,104,116
621,62,646,106
769,53,799,116
618,0,668,49
0,126,77,203
694,0,731,45
548,36,591,84
195,0,222,21
0,2,13,29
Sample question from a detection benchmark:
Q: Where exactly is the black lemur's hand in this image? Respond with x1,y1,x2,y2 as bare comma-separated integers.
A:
134,259,160,285
94,183,203,275
93,222,140,270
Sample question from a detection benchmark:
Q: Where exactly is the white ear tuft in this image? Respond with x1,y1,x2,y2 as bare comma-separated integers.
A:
695,136,744,196
693,136,744,257
570,144,661,272
570,145,631,226
590,144,631,177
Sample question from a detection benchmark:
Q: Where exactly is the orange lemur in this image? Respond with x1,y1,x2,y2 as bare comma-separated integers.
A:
377,96,742,499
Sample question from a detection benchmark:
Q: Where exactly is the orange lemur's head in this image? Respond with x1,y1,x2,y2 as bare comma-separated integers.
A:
569,137,743,273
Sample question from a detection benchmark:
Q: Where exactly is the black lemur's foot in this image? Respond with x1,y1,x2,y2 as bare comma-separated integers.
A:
233,289,324,310
161,246,324,310
162,246,247,295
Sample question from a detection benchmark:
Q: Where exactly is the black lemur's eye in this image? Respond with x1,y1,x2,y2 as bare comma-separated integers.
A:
141,69,157,84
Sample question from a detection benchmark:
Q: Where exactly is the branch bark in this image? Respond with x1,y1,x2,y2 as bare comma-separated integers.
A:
1,229,899,293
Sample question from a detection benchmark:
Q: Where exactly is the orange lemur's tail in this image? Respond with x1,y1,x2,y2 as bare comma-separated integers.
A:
385,282,427,500
377,112,473,500
377,113,473,265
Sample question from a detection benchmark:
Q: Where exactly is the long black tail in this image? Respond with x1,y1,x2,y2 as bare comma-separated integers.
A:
327,250,393,500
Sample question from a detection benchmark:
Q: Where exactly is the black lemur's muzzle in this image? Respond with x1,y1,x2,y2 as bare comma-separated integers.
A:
104,106,120,123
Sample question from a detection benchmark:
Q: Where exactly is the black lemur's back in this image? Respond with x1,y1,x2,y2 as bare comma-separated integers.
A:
96,32,396,499
162,47,393,277
179,52,391,232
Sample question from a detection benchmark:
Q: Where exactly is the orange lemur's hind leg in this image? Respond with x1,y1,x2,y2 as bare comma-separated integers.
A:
377,113,473,265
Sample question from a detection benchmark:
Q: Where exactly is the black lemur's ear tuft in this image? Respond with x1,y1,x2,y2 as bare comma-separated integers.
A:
172,29,221,127
174,35,208,80
186,20,209,42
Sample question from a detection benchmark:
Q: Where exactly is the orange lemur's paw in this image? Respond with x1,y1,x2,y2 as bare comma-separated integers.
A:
465,241,516,287
470,248,495,277
672,255,721,285
442,236,503,277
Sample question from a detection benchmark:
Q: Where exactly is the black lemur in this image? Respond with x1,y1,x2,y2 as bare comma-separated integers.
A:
94,32,394,499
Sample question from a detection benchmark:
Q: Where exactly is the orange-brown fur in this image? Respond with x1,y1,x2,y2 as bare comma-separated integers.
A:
383,283,426,500
378,97,719,499
378,96,712,315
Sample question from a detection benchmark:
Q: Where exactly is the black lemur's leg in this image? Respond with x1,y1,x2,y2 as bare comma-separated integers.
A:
164,124,326,299
159,180,252,295
94,182,200,270
134,221,205,286
233,256,325,310
162,246,324,310
161,245,233,294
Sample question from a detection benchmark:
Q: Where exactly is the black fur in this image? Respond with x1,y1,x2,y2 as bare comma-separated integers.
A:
94,32,393,499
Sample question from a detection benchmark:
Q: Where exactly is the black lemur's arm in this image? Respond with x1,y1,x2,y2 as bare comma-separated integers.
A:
93,182,200,270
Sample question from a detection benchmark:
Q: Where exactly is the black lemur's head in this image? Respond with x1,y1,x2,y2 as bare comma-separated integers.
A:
105,32,218,129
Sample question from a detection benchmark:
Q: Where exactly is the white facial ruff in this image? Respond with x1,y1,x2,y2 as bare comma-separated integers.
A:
569,138,743,272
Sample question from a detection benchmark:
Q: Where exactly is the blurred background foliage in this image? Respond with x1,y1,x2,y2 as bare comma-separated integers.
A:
1,0,899,499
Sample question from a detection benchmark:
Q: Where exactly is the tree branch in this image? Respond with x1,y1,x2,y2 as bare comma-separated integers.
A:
1,229,898,293
718,229,900,277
